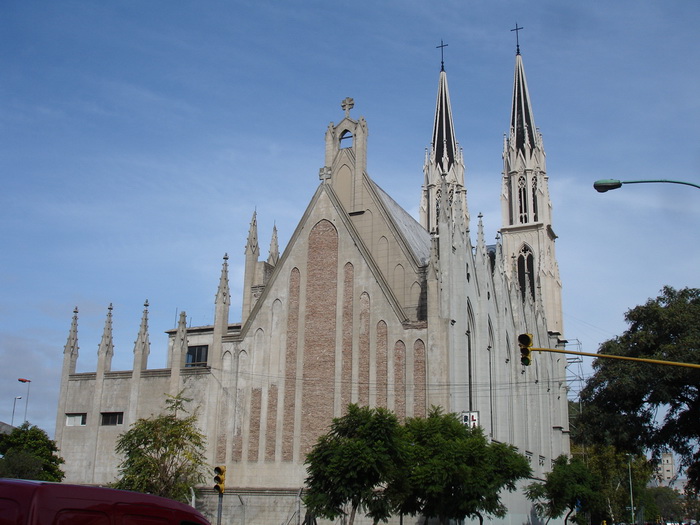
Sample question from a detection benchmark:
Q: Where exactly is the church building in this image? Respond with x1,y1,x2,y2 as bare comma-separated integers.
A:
55,46,569,524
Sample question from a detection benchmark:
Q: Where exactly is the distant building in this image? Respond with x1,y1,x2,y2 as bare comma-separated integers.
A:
55,47,569,524
657,452,677,485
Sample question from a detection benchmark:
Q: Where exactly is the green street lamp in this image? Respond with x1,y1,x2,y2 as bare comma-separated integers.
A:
594,178,700,193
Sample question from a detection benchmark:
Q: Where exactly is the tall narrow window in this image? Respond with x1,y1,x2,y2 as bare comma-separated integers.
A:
186,345,208,367
531,175,539,222
517,245,535,301
518,175,528,223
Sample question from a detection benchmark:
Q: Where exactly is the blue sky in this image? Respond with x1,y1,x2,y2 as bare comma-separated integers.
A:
1,1,699,437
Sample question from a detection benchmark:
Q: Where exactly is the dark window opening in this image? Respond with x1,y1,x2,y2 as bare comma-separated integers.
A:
518,175,528,223
531,175,539,222
517,246,535,302
101,412,123,426
186,345,208,367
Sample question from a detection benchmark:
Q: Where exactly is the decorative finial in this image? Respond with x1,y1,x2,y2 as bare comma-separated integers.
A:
511,23,524,55
223,253,229,261
436,40,448,71
144,299,149,308
341,97,354,118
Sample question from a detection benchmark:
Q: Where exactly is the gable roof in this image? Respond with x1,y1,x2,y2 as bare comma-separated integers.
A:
371,180,431,266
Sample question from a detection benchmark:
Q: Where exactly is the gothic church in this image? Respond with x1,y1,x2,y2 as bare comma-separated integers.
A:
56,47,569,524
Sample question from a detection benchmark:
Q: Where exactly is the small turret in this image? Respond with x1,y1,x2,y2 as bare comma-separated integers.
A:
96,304,114,373
268,225,279,266
63,306,79,374
242,212,260,320
132,300,150,371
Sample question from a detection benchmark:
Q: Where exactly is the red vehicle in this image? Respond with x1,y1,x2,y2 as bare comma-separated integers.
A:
0,479,210,525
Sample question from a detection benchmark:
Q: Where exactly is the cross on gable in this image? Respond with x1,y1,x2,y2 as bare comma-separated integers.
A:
341,97,354,118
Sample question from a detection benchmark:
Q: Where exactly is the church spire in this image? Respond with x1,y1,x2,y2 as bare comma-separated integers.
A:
216,254,230,307
510,51,538,158
431,68,457,174
267,225,279,266
246,211,259,257
63,306,79,374
500,45,563,334
420,55,468,234
132,300,150,370
96,304,114,373
242,211,260,320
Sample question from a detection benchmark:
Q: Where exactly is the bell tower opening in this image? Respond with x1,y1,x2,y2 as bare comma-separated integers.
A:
339,129,353,149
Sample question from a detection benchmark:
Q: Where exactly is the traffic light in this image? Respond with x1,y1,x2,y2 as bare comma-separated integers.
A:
214,465,226,494
518,333,533,366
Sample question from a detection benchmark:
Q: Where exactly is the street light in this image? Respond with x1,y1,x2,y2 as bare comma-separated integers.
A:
18,378,31,423
11,396,22,427
593,178,700,193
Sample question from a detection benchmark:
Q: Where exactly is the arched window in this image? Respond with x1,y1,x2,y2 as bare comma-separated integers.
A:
517,245,535,301
518,174,528,223
531,174,538,222
339,129,353,149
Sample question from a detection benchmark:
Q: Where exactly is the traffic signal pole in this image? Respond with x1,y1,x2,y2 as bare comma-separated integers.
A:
531,347,700,369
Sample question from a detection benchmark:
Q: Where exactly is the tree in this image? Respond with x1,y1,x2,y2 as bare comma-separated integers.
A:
526,455,601,525
397,407,531,525
112,392,207,503
646,486,684,524
0,422,65,481
303,404,405,525
575,286,700,491
572,445,653,525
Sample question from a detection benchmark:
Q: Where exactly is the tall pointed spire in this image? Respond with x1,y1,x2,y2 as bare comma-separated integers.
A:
431,68,457,174
246,211,259,257
97,304,114,373
500,45,563,334
242,211,260,320
267,225,279,266
510,52,538,157
132,300,150,370
63,306,79,374
216,254,230,306
420,56,468,234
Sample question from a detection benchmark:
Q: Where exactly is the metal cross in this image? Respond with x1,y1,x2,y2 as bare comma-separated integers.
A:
341,97,354,118
436,40,448,71
511,23,524,55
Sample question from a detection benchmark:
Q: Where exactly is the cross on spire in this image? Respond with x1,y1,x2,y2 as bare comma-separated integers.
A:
511,23,524,55
436,40,448,71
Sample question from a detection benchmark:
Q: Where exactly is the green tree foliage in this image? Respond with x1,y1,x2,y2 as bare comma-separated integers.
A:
573,445,652,525
526,455,601,525
575,287,700,491
646,486,684,524
397,407,531,525
303,404,405,525
112,392,207,503
0,422,65,481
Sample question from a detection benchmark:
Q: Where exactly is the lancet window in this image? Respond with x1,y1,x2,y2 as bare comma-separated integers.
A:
517,245,535,301
518,174,528,223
